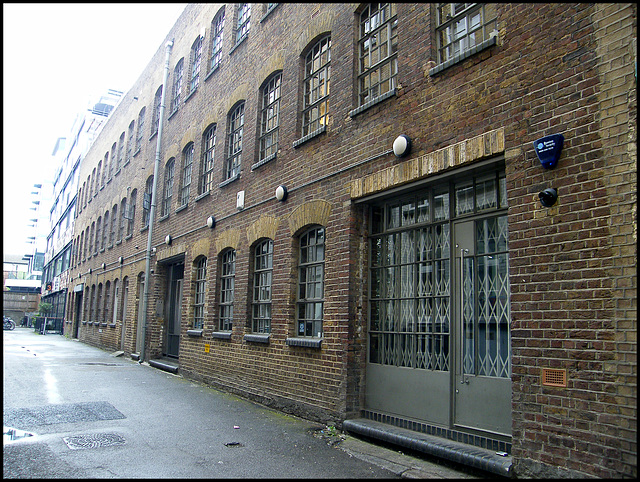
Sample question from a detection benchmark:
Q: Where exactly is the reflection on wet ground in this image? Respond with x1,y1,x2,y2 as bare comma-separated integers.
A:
3,426,36,444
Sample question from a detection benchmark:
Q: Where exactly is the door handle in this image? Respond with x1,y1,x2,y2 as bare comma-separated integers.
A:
460,248,468,385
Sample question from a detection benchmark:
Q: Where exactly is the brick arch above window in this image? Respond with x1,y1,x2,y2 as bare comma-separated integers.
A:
224,84,250,116
214,227,241,255
288,200,332,236
255,53,285,88
246,215,280,246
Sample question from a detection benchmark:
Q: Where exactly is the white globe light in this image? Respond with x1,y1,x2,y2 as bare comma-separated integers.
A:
393,135,411,158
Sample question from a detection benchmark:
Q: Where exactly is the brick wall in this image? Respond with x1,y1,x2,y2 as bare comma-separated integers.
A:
67,4,636,477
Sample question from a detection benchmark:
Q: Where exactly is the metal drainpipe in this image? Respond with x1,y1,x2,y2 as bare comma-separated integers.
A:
140,39,173,362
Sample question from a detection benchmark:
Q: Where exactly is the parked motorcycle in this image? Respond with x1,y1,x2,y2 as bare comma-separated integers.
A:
3,316,16,330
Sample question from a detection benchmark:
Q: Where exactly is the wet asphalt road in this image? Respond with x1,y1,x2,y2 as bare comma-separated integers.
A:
3,328,398,479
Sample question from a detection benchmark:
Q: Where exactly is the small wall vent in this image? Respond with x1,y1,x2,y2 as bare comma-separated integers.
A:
542,368,567,387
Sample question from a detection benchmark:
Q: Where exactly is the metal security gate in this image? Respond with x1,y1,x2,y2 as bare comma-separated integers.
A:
365,166,511,437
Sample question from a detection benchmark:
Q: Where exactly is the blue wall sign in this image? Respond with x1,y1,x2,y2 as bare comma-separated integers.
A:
534,134,564,169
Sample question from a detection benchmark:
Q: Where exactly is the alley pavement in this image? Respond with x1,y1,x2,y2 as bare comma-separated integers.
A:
3,328,483,478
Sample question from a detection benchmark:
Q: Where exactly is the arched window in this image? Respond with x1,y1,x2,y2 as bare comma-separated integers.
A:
171,58,184,113
135,107,146,152
225,102,244,180
252,239,273,333
235,3,250,44
302,35,331,137
151,86,163,136
180,144,193,206
259,73,281,162
126,120,135,165
110,204,118,246
127,189,137,237
102,211,109,250
218,249,236,331
162,158,175,217
142,176,153,228
118,198,127,241
200,125,216,194
193,257,207,329
296,226,325,337
117,132,125,171
210,7,225,71
189,36,203,93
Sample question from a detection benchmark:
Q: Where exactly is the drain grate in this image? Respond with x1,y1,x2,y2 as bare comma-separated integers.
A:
63,433,126,450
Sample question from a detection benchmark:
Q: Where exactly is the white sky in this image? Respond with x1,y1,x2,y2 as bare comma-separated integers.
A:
3,3,187,257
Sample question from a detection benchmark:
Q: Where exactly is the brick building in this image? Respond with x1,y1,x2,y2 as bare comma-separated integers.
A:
67,4,636,478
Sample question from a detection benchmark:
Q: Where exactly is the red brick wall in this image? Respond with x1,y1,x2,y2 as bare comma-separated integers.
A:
67,4,636,478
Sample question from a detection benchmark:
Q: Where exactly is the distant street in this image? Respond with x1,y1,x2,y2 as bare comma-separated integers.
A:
3,328,399,478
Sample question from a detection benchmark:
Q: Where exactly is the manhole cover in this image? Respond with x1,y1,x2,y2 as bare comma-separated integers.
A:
63,433,126,450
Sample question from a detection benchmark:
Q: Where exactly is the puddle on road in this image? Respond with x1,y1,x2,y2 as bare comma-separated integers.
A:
3,426,36,444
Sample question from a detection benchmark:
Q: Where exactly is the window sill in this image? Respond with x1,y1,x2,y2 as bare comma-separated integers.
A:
108,323,116,328
219,173,240,189
251,152,276,171
175,203,188,213
195,191,210,203
100,322,107,327
286,337,322,349
115,168,121,176
349,88,397,118
229,34,248,56
244,334,270,344
167,107,178,120
204,63,220,82
158,213,169,222
212,331,232,340
141,226,149,234
187,329,203,337
429,35,497,76
149,131,158,142
133,148,141,157
184,88,197,104
293,125,326,148
260,4,278,22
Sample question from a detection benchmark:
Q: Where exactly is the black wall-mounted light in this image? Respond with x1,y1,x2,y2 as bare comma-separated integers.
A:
539,188,558,207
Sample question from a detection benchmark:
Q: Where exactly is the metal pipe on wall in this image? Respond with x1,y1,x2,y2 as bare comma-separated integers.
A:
140,39,173,362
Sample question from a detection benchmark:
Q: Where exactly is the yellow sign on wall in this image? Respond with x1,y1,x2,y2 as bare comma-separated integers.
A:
204,344,210,353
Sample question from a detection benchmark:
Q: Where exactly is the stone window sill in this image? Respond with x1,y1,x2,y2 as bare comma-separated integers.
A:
349,88,396,118
244,334,270,344
286,337,322,349
187,329,203,337
293,125,326,148
429,36,497,76
212,331,232,340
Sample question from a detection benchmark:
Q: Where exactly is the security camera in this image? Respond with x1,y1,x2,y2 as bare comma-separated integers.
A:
538,188,558,207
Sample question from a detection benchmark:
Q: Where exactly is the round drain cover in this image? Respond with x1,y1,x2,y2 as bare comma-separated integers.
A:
63,433,126,450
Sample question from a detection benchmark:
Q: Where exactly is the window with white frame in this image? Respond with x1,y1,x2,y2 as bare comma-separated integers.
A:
200,125,216,194
435,3,497,64
358,3,397,106
190,36,203,93
180,144,193,206
302,35,331,137
118,198,126,241
210,8,225,71
117,132,125,171
171,58,184,113
127,189,136,237
162,158,175,217
252,239,273,333
142,176,153,228
152,86,163,136
225,102,244,180
297,227,325,337
236,3,250,44
126,121,135,165
135,107,146,152
259,73,281,162
193,257,207,329
219,249,236,331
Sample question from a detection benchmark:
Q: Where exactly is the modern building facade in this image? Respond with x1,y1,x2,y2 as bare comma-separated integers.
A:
41,90,123,331
66,4,636,478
